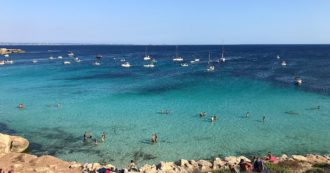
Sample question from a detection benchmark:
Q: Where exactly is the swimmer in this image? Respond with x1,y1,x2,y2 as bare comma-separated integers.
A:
199,112,206,117
83,132,87,142
18,103,25,109
246,112,250,118
262,116,265,123
94,138,98,145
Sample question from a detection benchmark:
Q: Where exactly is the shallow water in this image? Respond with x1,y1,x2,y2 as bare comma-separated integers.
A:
0,45,329,167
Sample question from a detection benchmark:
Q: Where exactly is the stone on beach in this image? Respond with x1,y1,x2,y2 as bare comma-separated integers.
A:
225,156,251,165
0,133,29,153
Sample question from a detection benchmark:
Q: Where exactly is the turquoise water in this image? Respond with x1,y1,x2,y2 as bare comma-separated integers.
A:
0,45,329,167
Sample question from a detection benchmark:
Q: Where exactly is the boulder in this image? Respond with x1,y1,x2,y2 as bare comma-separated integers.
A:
212,158,225,170
140,164,157,173
225,156,250,165
197,160,212,172
305,154,330,164
0,133,29,153
292,155,308,162
279,154,288,161
157,161,175,171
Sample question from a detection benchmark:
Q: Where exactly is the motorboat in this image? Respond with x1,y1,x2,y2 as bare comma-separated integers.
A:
294,77,303,86
32,59,38,64
219,46,226,63
58,56,63,59
49,56,55,60
93,61,101,66
74,57,81,63
173,57,183,62
144,55,151,61
96,54,103,60
4,59,14,64
143,63,155,68
180,63,189,67
121,62,131,68
4,54,9,58
281,61,287,66
68,52,74,57
190,58,200,64
63,61,71,65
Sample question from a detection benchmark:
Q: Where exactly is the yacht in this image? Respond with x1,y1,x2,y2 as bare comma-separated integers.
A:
173,46,184,62
74,57,81,63
58,56,63,59
281,61,287,66
63,61,71,65
4,54,9,58
4,59,14,64
143,63,155,68
32,59,38,64
219,46,226,63
0,60,4,65
180,63,189,67
68,52,74,57
121,62,131,68
49,56,55,60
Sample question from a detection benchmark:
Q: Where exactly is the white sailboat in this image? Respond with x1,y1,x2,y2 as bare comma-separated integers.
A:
74,57,81,63
144,47,151,61
219,46,226,63
276,55,280,59
190,56,200,64
4,54,9,58
4,59,14,64
49,56,55,60
173,46,183,62
93,61,101,66
58,56,63,59
207,52,215,72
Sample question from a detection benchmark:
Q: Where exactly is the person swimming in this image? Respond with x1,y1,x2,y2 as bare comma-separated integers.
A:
83,132,87,142
151,133,158,143
199,112,206,117
18,103,25,109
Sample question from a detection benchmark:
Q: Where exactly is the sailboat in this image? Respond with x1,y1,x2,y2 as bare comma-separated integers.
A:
219,46,226,63
207,52,215,72
173,46,183,62
144,47,151,61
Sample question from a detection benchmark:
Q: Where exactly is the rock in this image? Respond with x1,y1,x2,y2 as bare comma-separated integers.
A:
91,163,102,171
157,161,176,171
292,155,308,162
225,156,250,165
69,162,82,168
105,164,115,169
305,154,330,164
0,133,29,153
279,154,288,161
140,164,157,173
34,167,50,172
212,158,225,170
197,160,212,172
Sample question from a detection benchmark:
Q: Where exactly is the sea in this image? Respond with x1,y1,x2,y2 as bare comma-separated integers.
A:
0,45,329,167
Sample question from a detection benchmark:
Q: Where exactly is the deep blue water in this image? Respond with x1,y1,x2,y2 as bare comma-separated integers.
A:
0,45,329,166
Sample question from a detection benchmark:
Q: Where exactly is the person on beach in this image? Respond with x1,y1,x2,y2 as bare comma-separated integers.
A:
101,132,106,142
265,152,279,164
246,112,250,118
18,103,24,109
151,133,158,143
128,160,138,171
253,157,267,173
262,116,265,123
239,158,252,172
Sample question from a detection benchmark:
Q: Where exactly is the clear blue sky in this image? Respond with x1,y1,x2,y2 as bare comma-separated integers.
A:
1,0,329,44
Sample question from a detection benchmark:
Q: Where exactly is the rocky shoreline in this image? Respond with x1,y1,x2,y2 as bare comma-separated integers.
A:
0,133,329,173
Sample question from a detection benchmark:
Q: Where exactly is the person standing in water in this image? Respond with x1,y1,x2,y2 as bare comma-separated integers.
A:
151,133,158,143
262,116,266,123
101,132,106,142
246,112,250,118
83,132,87,142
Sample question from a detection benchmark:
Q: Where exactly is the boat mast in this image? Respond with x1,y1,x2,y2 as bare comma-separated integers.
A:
176,46,178,58
208,52,211,65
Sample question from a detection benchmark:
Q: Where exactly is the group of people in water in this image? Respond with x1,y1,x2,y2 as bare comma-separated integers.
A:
83,132,106,144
